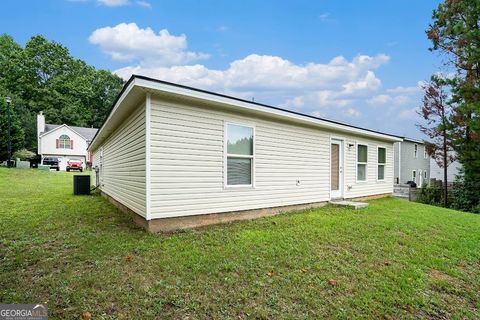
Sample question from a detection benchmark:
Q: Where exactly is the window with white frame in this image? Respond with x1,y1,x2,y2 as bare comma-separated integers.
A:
377,147,386,181
59,134,71,149
414,144,418,158
412,170,417,183
357,144,368,182
423,170,427,179
226,123,254,186
424,146,428,159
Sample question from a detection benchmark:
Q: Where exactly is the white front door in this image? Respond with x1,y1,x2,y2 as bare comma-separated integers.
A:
330,139,344,199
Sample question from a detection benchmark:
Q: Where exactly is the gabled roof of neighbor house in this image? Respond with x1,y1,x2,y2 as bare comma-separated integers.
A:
89,75,403,151
43,124,98,141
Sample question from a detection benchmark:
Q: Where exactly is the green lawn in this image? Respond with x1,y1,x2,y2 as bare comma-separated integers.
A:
0,168,479,319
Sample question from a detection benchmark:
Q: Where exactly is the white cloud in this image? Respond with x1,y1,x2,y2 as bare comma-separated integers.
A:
114,53,389,110
367,93,413,107
386,83,422,94
115,53,389,91
119,55,388,116
91,23,397,123
280,96,304,109
70,0,151,7
318,13,335,23
319,13,329,20
342,71,381,94
367,94,391,105
89,23,209,66
392,95,411,106
97,0,128,6
136,0,151,8
399,107,419,119
345,108,361,117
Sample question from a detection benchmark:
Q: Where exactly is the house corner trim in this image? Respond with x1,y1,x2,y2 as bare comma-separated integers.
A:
146,92,152,220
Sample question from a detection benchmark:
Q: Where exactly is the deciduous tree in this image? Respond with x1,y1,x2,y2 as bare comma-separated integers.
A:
0,34,124,159
418,76,454,207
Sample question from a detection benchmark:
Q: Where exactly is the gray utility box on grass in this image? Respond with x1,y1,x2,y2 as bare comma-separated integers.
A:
73,175,90,195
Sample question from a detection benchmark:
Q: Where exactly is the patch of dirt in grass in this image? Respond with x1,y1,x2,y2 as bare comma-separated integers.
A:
428,269,454,283
456,262,466,272
0,242,7,258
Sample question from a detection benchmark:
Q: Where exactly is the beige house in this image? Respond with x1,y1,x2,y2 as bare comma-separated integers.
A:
89,75,402,232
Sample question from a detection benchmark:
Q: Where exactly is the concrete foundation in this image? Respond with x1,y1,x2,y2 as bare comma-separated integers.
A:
101,190,326,232
147,202,328,232
101,190,391,232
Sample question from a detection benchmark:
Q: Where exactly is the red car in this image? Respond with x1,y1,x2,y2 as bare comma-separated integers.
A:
66,159,83,172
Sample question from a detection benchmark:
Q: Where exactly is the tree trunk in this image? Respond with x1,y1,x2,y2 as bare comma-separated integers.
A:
443,130,448,207
441,102,448,208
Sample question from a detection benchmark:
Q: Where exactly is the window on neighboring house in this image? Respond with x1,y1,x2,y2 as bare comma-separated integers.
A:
424,146,428,159
226,123,254,186
377,147,386,181
57,134,72,149
412,170,417,183
357,144,368,182
424,171,427,179
414,144,418,158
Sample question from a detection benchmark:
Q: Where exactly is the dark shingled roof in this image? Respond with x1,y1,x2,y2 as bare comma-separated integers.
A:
44,124,98,141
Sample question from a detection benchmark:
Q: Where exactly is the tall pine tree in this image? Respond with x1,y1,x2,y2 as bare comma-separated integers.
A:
427,0,480,212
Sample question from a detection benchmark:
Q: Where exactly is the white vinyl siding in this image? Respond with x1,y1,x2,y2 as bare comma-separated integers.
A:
149,97,394,219
344,138,394,198
92,103,146,217
149,98,330,219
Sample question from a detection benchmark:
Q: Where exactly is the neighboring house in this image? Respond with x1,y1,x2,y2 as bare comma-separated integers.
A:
394,138,430,186
430,155,462,184
37,112,98,171
89,75,402,232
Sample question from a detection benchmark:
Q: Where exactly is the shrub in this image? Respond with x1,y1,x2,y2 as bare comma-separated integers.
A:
416,185,443,206
12,148,36,161
450,178,480,214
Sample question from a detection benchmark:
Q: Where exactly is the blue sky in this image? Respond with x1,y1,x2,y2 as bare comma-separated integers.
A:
1,0,443,138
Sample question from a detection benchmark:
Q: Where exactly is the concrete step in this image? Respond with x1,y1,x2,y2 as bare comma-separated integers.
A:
329,200,369,209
